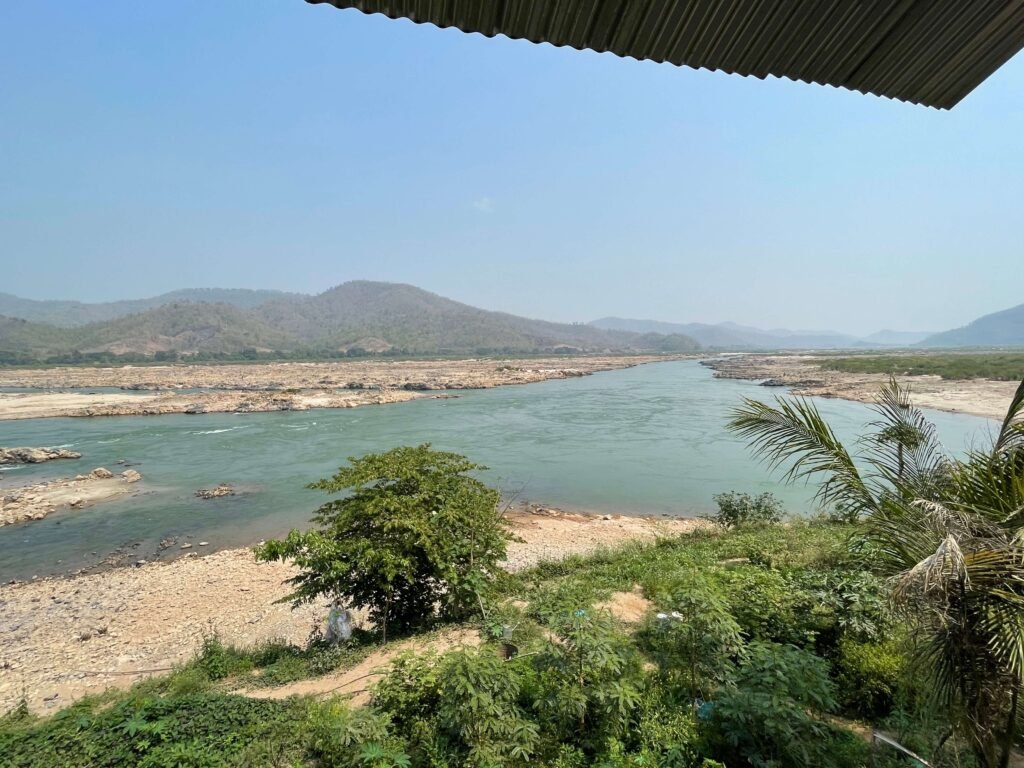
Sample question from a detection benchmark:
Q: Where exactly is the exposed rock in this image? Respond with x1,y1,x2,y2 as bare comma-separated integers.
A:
121,469,141,483
0,470,143,527
0,447,81,465
195,484,235,500
89,468,113,479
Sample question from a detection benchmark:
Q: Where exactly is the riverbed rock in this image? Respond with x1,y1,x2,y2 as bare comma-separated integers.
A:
195,484,235,500
89,468,114,479
121,469,141,483
0,447,82,465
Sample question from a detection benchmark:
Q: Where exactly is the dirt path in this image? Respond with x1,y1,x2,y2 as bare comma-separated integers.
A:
0,510,704,713
703,354,1014,420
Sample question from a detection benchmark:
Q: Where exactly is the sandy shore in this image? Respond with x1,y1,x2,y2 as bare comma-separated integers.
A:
0,468,142,527
0,356,672,420
0,509,703,714
703,354,1015,420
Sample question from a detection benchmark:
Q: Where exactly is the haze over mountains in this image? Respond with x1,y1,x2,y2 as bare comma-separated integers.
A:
590,318,936,349
0,282,699,360
0,283,1021,362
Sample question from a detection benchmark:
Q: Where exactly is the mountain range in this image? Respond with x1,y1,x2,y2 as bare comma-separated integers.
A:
0,282,699,361
589,318,938,349
1,284,1020,362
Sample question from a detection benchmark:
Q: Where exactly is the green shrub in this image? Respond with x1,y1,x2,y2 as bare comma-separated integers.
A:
706,642,839,768
836,638,904,720
308,700,408,768
712,492,783,528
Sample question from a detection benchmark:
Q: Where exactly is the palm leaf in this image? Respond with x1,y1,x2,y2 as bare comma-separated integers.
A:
728,396,879,514
994,378,1024,455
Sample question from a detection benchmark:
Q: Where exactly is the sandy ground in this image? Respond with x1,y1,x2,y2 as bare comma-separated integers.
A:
0,356,672,420
0,468,142,527
0,509,704,714
703,354,1016,420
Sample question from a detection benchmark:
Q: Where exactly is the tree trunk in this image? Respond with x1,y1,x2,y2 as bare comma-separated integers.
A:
997,685,1020,768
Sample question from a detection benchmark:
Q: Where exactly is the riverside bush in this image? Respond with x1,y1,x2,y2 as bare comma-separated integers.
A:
712,491,784,528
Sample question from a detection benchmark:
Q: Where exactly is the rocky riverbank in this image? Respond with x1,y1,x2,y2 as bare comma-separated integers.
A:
0,508,705,714
0,468,142,527
0,356,674,420
702,354,1015,419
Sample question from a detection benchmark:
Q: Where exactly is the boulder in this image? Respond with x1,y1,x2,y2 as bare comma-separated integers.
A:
0,447,82,465
89,468,114,479
121,469,142,483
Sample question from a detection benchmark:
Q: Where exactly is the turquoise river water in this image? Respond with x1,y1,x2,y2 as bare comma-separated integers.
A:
0,360,996,581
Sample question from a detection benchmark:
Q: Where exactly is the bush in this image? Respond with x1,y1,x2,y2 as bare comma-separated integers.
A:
257,445,511,640
706,642,839,768
712,492,783,528
835,638,904,720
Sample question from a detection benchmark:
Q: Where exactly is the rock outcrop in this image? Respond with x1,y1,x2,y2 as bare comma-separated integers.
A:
195,484,235,499
0,447,82,465
0,469,143,527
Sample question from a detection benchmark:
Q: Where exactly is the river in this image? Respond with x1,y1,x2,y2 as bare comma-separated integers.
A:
0,360,996,580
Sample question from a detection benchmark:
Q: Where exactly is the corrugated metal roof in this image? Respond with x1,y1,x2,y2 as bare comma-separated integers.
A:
307,0,1024,109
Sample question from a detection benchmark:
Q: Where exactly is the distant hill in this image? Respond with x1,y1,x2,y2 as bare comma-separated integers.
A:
591,317,860,350
861,329,934,346
0,282,700,361
0,288,300,327
919,303,1024,348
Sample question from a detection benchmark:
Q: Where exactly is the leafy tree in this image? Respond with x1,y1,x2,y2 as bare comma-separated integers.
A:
256,445,510,641
728,376,1024,768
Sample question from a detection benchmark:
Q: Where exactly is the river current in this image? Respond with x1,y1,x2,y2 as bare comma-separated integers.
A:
0,361,995,580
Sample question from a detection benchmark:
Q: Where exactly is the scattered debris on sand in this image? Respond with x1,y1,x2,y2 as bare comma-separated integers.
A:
0,447,82,465
0,468,142,527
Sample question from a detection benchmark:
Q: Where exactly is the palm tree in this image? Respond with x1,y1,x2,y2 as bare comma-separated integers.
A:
727,377,1024,768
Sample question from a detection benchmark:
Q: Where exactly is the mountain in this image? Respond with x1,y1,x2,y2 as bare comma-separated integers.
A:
0,303,293,358
591,317,859,349
919,304,1024,348
0,288,300,327
861,329,934,346
0,282,700,360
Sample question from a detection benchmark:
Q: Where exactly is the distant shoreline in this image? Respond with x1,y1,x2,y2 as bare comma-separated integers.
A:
0,355,686,421
702,353,1012,420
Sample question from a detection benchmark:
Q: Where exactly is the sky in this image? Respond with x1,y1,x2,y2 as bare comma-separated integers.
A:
2,1,1022,337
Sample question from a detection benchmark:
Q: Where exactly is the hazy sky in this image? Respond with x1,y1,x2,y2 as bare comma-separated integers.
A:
2,2,1022,336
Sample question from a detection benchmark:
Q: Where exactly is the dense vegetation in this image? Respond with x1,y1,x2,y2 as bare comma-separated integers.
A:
821,353,1024,381
3,521,925,768
730,376,1024,767
0,282,700,361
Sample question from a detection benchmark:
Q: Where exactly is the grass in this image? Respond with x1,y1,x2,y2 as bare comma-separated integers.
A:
821,352,1024,381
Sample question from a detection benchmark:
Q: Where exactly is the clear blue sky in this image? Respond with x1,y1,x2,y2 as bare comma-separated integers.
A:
2,1,1022,336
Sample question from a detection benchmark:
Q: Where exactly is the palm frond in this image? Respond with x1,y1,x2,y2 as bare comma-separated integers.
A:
864,377,952,496
994,378,1024,455
728,396,879,514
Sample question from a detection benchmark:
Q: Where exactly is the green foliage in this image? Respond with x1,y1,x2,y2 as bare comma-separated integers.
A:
706,642,840,768
640,575,745,702
835,638,904,719
822,352,1024,381
308,701,409,768
0,693,308,768
257,445,510,639
712,491,783,528
729,375,1024,768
